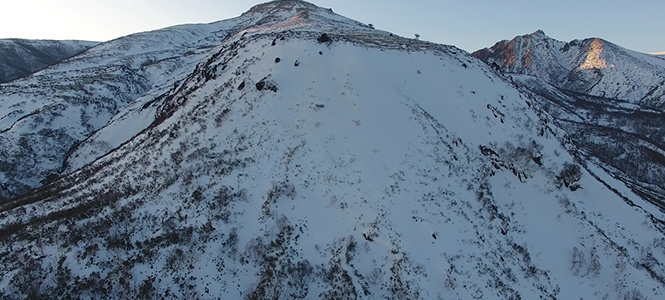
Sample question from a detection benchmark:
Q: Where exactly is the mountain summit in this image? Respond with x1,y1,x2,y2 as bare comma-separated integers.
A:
1,1,665,299
245,0,323,13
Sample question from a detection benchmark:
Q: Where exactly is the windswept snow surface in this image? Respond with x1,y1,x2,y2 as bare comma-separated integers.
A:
1,1,664,299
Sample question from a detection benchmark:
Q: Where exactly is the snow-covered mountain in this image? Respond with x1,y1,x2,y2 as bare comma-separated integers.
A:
1,1,665,299
474,31,665,212
0,39,98,83
473,30,665,110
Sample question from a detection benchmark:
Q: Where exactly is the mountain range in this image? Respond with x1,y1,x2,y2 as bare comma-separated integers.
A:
1,1,664,299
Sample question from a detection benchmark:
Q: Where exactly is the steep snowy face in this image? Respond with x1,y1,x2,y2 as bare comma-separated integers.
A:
0,39,98,83
473,30,665,109
1,2,665,299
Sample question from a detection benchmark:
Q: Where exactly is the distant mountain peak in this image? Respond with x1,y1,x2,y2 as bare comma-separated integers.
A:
473,31,665,107
474,33,616,83
528,29,547,38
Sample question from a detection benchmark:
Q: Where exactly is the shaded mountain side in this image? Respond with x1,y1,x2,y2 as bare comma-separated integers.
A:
1,1,665,299
0,39,98,83
514,75,665,208
474,32,665,211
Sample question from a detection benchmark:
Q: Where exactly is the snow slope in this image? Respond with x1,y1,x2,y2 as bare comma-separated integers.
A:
1,1,664,299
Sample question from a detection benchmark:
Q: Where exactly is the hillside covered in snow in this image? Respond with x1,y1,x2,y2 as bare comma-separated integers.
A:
1,1,664,299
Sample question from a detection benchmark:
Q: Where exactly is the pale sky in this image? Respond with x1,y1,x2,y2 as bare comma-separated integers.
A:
1,0,663,54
